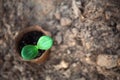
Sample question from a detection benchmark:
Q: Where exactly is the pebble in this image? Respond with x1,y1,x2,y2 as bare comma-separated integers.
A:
17,3,23,16
67,49,71,54
105,11,112,20
72,0,80,19
85,53,96,65
97,54,118,69
55,32,62,44
60,17,72,26
45,76,51,80
14,65,24,72
117,23,120,31
54,12,61,20
56,25,62,30
72,28,79,36
54,60,69,70
64,29,76,47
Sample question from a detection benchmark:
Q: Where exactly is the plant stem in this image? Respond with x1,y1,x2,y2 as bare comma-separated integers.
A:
35,45,39,49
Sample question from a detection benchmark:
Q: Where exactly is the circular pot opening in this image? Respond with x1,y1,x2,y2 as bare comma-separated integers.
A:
15,26,51,63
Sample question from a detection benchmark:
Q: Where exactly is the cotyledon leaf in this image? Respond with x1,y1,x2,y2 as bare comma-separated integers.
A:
21,45,38,60
37,36,53,50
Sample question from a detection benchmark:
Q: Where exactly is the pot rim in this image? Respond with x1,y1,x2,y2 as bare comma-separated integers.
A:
15,25,51,63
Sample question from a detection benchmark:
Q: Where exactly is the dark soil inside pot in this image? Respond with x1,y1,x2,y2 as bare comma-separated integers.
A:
18,31,45,58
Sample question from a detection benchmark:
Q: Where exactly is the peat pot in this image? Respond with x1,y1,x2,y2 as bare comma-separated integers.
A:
15,25,51,63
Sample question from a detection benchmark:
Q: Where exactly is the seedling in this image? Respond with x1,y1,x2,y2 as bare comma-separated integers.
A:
21,36,53,60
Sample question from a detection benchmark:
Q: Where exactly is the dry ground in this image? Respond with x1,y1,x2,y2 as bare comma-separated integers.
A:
0,0,120,80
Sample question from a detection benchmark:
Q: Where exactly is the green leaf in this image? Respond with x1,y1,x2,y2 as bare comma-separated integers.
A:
37,36,53,50
21,45,38,60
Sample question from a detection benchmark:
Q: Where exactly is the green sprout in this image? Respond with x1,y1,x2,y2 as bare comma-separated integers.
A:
37,36,53,50
21,36,53,60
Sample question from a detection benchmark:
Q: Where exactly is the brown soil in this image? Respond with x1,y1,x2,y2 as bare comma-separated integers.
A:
0,0,120,80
